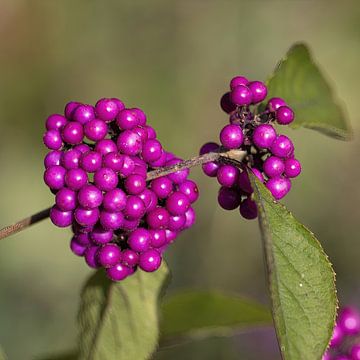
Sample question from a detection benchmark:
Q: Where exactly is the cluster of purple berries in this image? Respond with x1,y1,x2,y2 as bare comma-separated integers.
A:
200,75,301,219
43,98,198,281
323,307,360,360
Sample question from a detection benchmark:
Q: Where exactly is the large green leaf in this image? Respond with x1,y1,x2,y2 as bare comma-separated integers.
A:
160,290,272,344
266,43,352,140
78,263,170,360
250,174,337,360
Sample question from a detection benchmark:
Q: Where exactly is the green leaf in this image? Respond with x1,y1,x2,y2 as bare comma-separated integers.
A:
266,43,352,140
0,346,7,360
78,263,170,360
35,350,78,360
160,290,272,343
249,174,337,360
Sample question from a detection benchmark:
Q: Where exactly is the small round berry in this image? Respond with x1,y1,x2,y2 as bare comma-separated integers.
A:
284,158,301,178
55,188,77,211
65,168,88,190
350,344,360,360
97,244,122,268
230,85,252,106
217,165,239,188
94,168,118,191
122,249,139,267
229,76,249,89
239,197,258,220
133,126,148,143
168,214,186,231
128,228,151,252
74,233,91,246
46,114,67,131
248,81,267,104
75,207,100,227
139,250,162,272
149,229,167,248
73,104,95,124
266,177,291,200
103,188,127,212
99,210,124,230
103,152,123,172
267,97,286,112
131,108,147,126
95,98,120,122
116,109,139,130
62,122,84,145
84,119,107,141
220,92,237,114
263,156,285,178
106,263,130,281
166,191,190,215
142,139,163,163
84,246,100,268
111,98,126,112
150,177,173,199
43,130,62,150
64,101,80,119
122,217,140,231
178,180,199,203
184,207,196,229
276,106,295,125
80,151,102,173
70,237,87,256
146,207,170,229
132,163,147,177
44,165,66,189
124,174,146,195
138,189,158,212
119,155,136,178
338,307,360,335
78,184,103,209
218,187,241,210
124,196,145,219
50,206,73,227
44,150,62,168
74,144,91,154
329,324,343,348
90,226,114,245
61,149,81,170
144,125,156,139
200,142,219,155
253,124,277,149
220,124,244,149
238,169,264,194
270,135,294,158
202,162,219,177
94,139,118,155
166,158,189,184
117,130,142,156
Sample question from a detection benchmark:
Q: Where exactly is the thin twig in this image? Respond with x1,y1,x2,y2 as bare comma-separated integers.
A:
0,149,246,241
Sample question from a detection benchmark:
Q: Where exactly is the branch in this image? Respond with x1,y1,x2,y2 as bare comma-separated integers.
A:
0,149,246,241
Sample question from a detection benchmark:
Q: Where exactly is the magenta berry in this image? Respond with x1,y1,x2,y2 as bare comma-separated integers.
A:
106,263,130,281
103,188,127,212
77,184,103,209
116,109,139,130
263,156,285,178
73,104,95,124
220,92,236,114
338,307,360,335
55,188,77,211
217,165,239,188
166,192,190,216
70,237,87,257
139,249,162,272
94,167,118,191
267,97,286,112
271,135,294,158
90,226,114,245
150,177,173,199
50,206,73,227
220,124,244,149
266,177,291,200
218,187,241,210
124,195,145,219
124,174,146,195
248,81,267,104
99,210,124,230
128,228,151,252
178,180,199,203
80,151,102,173
147,207,170,229
122,249,139,267
84,246,100,269
44,150,62,168
117,130,142,156
74,207,100,227
230,76,249,89
43,130,63,150
94,139,118,155
46,114,67,131
276,106,295,125
44,165,66,190
239,197,258,220
65,168,88,190
284,158,301,178
84,119,107,141
95,98,120,122
253,124,277,149
142,139,163,163
97,244,122,268
62,122,84,145
230,85,252,106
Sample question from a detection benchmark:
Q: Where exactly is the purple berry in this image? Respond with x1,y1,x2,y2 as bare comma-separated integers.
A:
65,168,88,190
202,162,219,177
184,207,196,229
46,114,67,131
144,125,156,139
168,214,186,231
128,228,151,252
74,233,91,246
217,165,239,187
117,130,142,156
220,92,236,114
270,135,294,158
62,122,84,145
64,101,80,119
61,149,81,169
263,156,285,178
142,139,163,163
44,165,66,189
239,197,258,219
44,150,62,168
139,250,162,272
116,109,139,130
103,188,127,212
97,244,122,268
84,119,107,141
70,237,87,257
220,124,244,149
276,106,295,125
122,249,139,267
330,323,343,348
90,226,114,245
74,143,90,154
166,191,190,215
284,158,301,178
78,184,103,209
350,345,360,360
106,263,130,281
80,151,102,173
95,98,120,122
218,187,241,210
178,180,199,203
266,177,291,200
166,158,189,184
253,124,277,149
338,307,360,335
248,81,267,104
124,174,146,195
146,207,170,229
150,177,173,199
75,207,100,227
94,139,118,155
94,168,118,191
103,152,123,172
131,108,147,126
230,85,252,106
84,246,100,268
43,130,62,150
122,217,140,231
267,97,286,112
230,76,249,89
148,150,166,168
138,189,158,212
165,229,178,243
55,188,77,211
73,104,95,124
149,229,167,248
99,210,124,230
50,206,73,227
124,196,145,219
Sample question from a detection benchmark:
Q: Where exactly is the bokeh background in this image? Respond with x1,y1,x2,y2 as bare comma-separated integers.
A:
0,1,359,359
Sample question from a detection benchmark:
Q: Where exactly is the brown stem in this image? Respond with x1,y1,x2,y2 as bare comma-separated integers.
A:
0,149,246,241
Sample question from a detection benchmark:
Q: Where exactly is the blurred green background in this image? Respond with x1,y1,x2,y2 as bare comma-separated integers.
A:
0,0,359,359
